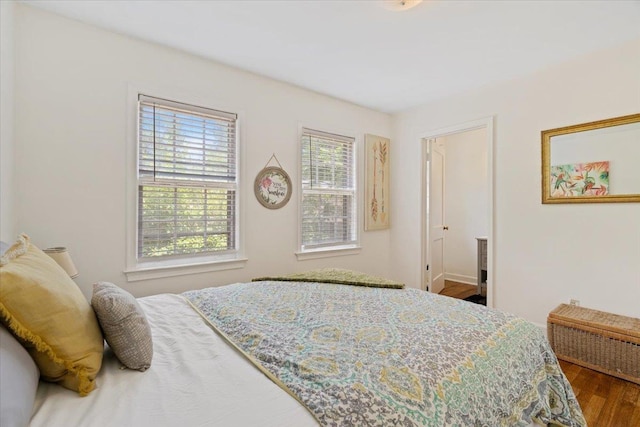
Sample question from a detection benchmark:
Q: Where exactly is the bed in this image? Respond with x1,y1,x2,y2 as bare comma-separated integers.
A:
29,292,316,427
1,238,585,427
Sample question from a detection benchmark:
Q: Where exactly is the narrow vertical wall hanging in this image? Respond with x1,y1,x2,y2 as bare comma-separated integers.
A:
254,154,292,209
365,134,390,230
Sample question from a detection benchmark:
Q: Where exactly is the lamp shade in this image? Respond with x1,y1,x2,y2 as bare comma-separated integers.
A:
43,247,79,279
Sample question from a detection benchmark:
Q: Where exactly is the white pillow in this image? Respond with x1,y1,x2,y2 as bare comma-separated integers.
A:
0,325,39,427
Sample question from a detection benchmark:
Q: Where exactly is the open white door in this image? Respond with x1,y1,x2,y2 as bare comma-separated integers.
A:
421,117,493,306
428,139,446,294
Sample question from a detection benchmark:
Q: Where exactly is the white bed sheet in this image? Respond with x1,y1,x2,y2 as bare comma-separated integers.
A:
30,294,317,427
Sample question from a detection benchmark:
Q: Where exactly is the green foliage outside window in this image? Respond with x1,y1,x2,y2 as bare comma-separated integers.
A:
137,96,237,259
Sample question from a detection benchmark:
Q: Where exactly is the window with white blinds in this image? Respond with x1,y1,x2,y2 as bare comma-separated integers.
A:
300,128,357,251
137,94,238,260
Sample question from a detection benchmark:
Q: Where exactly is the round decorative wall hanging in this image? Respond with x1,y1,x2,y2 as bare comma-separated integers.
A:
254,155,292,209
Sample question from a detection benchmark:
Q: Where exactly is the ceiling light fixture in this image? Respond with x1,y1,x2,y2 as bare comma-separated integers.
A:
382,0,424,12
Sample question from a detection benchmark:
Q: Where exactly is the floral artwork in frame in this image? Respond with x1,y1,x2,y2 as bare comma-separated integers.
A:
254,166,292,209
550,161,609,198
365,134,390,230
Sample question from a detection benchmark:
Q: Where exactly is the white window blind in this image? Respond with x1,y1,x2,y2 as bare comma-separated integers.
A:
300,128,356,251
137,94,238,259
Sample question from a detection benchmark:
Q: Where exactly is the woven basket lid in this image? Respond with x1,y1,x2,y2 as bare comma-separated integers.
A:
549,304,640,339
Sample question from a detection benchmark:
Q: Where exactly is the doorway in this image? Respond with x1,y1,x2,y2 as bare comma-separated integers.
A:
421,117,494,307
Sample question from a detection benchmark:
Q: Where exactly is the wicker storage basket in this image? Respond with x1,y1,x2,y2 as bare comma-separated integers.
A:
548,304,640,384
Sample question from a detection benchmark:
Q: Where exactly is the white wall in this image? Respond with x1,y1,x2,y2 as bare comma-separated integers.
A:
9,5,640,326
391,39,640,326
13,5,392,298
443,128,488,284
0,0,16,240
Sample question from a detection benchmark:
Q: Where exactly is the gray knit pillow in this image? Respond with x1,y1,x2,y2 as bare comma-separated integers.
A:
91,282,153,371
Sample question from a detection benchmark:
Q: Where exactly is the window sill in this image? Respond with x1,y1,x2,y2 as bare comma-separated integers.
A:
125,257,248,282
295,246,361,261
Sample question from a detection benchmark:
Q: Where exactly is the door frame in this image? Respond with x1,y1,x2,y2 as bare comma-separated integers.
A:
420,116,495,307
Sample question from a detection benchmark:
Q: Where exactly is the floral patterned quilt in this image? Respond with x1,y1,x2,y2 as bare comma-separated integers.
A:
183,281,585,427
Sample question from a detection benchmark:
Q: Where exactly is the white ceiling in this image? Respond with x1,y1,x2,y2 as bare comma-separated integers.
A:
21,0,640,113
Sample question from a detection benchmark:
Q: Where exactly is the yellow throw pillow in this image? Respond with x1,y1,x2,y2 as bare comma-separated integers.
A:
0,234,103,395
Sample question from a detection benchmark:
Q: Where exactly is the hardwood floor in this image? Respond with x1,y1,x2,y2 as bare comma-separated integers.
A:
439,280,640,426
439,280,482,300
559,360,640,426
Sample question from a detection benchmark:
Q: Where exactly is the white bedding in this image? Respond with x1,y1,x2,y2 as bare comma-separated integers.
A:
30,294,317,427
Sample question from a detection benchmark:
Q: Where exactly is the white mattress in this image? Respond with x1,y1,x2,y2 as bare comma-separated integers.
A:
30,294,317,427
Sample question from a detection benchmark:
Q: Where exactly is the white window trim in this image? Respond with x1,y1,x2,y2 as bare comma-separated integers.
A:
295,245,361,261
124,256,248,282
296,123,361,257
125,84,246,281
